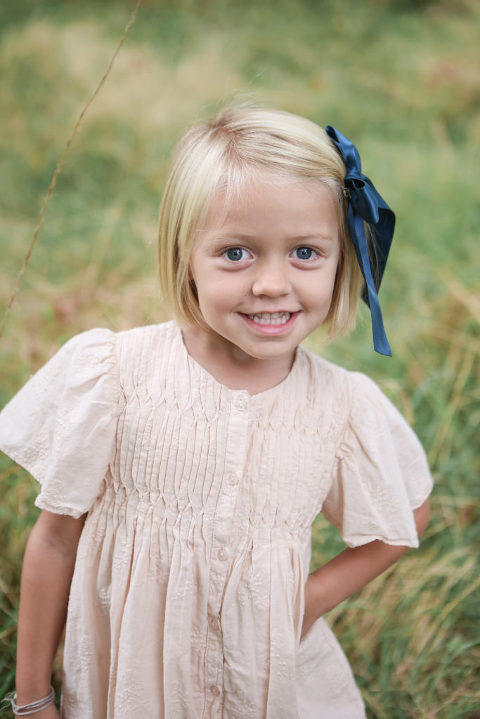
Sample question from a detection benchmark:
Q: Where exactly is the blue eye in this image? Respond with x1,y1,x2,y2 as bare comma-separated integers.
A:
294,247,316,260
224,248,246,261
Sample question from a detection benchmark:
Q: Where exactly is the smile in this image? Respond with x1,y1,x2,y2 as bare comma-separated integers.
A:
239,311,300,336
246,312,291,326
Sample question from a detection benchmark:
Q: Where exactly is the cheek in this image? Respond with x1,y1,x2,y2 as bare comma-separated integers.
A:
193,275,228,315
309,262,338,298
198,272,244,299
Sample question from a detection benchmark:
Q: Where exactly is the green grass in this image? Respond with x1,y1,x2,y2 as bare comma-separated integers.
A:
1,0,479,716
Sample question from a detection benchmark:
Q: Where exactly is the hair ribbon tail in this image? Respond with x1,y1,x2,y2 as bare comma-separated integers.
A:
347,206,392,356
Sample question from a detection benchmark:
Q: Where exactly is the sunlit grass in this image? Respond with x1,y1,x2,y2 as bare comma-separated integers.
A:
0,1,479,716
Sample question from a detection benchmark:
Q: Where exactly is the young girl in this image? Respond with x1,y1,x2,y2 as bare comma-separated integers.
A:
0,106,432,718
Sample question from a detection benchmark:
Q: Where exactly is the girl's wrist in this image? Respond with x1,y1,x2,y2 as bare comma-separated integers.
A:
9,685,55,716
15,681,53,707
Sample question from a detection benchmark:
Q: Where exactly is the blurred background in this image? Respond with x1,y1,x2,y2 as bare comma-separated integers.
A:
0,1,479,716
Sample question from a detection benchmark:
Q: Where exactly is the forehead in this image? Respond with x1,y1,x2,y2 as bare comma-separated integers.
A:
199,170,341,237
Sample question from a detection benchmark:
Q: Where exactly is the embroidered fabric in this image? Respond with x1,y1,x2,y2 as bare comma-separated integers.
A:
0,321,433,718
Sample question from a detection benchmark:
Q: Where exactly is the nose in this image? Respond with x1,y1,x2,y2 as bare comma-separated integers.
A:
251,259,291,298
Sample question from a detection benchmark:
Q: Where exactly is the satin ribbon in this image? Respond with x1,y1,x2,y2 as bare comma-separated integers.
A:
325,126,395,356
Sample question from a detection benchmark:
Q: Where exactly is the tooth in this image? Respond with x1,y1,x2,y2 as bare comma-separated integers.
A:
247,312,291,325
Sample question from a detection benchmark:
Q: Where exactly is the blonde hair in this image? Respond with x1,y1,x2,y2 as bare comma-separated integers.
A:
157,105,364,339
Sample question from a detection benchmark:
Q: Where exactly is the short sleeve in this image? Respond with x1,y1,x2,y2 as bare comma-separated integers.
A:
322,372,433,548
0,329,120,518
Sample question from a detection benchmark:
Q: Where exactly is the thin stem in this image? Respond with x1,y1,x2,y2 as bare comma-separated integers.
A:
0,0,143,339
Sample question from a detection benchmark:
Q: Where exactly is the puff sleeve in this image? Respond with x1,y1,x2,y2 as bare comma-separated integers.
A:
322,372,433,548
0,329,120,518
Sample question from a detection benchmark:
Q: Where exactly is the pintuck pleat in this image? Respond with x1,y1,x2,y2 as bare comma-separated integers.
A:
0,321,433,719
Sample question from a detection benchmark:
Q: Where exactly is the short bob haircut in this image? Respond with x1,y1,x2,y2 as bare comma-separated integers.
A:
158,104,364,340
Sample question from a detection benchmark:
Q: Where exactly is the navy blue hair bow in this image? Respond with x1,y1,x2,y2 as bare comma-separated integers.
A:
325,126,395,356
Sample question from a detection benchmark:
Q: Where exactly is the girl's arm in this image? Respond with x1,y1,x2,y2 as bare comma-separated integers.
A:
15,510,86,712
302,498,430,638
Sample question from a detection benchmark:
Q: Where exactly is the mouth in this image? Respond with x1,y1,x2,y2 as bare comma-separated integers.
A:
239,310,300,335
246,311,292,326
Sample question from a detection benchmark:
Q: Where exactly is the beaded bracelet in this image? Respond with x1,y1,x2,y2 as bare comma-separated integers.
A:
9,686,55,716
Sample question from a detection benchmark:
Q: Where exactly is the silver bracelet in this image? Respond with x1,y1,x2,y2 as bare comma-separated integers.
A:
9,686,55,716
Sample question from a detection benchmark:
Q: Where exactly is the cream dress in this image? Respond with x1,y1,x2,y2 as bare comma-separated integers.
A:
0,321,433,719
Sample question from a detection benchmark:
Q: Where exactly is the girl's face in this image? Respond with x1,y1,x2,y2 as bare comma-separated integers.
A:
188,171,341,373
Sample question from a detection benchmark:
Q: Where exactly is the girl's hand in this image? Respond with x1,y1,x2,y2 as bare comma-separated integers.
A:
300,501,430,642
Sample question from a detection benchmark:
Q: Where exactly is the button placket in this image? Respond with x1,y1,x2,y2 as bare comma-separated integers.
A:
204,392,250,705
212,392,249,546
208,614,220,631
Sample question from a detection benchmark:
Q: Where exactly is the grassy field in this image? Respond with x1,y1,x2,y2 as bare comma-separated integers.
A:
0,0,479,716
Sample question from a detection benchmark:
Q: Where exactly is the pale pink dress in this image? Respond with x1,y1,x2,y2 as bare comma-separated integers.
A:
0,321,433,718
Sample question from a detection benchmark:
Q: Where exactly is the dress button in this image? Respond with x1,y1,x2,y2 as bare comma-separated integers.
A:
217,547,228,561
210,685,221,697
235,396,247,411
227,472,240,487
209,615,219,630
